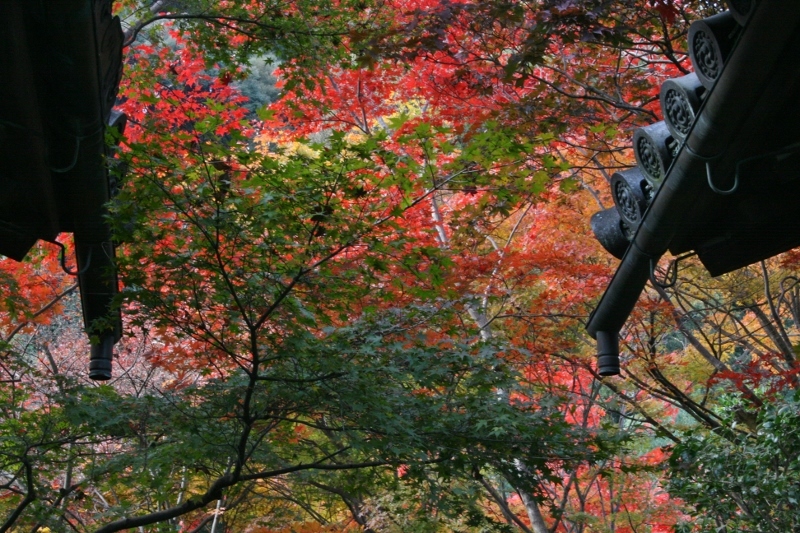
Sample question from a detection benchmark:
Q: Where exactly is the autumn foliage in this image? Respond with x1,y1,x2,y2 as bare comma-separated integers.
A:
0,1,798,532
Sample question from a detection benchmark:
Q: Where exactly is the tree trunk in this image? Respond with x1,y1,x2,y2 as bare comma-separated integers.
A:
518,489,549,533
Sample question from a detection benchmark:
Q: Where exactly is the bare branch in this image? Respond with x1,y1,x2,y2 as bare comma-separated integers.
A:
4,284,78,345
0,458,36,533
475,471,534,533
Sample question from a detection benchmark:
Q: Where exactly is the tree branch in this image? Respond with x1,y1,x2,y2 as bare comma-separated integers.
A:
123,13,349,48
4,284,78,345
0,458,36,533
93,473,233,533
475,471,534,533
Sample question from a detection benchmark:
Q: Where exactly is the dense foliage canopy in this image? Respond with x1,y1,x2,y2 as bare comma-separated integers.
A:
1,1,799,532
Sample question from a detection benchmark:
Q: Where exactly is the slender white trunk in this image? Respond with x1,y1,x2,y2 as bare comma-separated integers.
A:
429,193,547,531
175,467,188,506
209,497,224,533
430,194,449,247
518,489,549,533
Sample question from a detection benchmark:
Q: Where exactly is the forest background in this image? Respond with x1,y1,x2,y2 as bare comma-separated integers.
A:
1,0,799,532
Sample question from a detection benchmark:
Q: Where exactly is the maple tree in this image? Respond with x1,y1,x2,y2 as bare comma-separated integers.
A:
2,0,799,532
